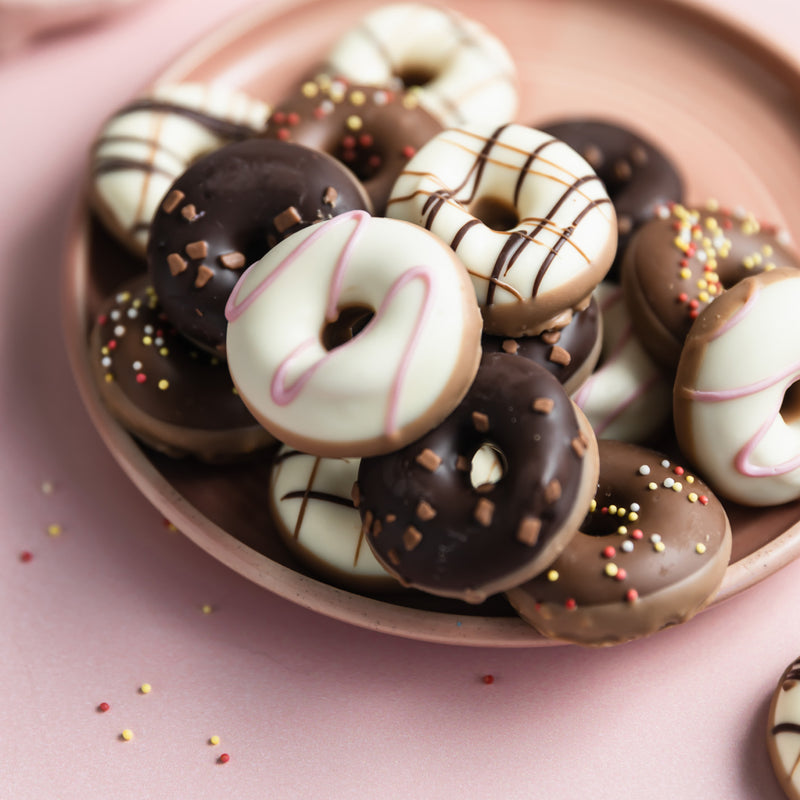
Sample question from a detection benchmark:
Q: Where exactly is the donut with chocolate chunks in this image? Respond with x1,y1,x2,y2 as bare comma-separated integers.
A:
263,73,442,214
481,295,601,395
354,352,599,604
89,275,272,461
538,118,684,279
506,440,732,646
621,201,800,369
147,138,372,357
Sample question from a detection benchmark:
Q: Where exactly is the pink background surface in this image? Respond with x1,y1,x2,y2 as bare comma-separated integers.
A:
3,0,800,797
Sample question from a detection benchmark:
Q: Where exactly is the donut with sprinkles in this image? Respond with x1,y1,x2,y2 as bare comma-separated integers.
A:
767,654,800,800
621,201,799,369
506,440,732,646
89,275,272,461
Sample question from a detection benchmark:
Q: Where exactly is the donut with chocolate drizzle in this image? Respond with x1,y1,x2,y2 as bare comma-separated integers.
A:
506,440,732,646
147,138,372,357
354,352,599,604
387,121,617,337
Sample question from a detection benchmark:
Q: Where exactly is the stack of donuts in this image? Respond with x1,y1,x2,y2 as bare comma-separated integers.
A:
85,1,800,646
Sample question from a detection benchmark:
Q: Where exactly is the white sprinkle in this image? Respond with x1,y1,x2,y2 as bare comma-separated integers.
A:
101,356,112,368
621,540,634,553
113,325,126,337
132,360,143,371
696,250,707,263
110,310,121,321
373,90,389,106
143,325,154,335
663,477,675,488
630,502,640,512
661,459,670,468
319,99,334,115
154,337,164,347
127,308,138,319
657,205,670,219
638,465,651,476
650,533,662,543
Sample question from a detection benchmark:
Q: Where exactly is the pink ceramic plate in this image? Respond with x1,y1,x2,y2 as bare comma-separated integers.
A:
64,0,800,646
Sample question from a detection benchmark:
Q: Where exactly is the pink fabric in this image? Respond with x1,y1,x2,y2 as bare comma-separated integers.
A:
2,1,800,798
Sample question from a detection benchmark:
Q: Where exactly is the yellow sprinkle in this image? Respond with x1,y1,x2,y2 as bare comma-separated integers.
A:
47,523,62,537
743,256,754,269
119,292,131,302
707,259,718,270
763,244,774,256
401,93,419,110
693,228,703,241
349,89,366,106
604,563,619,577
696,543,707,554
686,475,695,484
708,284,719,295
698,291,709,303
648,482,658,491
718,247,730,259
672,482,683,492
201,604,214,615
209,735,221,746
140,683,152,695
159,347,169,357
301,81,319,98
345,114,363,131
753,252,763,265
608,504,617,515
696,279,707,290
616,526,628,535
765,262,776,271
617,507,626,517
706,198,720,212
121,729,134,741
589,499,597,512
41,480,54,495
688,492,698,503
654,541,666,553
316,73,331,90
628,512,639,522
679,268,691,280
705,217,719,231
157,379,169,391
101,346,109,355
105,374,114,383
547,569,559,582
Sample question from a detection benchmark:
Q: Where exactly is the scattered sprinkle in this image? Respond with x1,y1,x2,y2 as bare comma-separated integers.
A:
201,604,214,615
41,480,55,495
46,523,62,537
218,753,231,764
696,543,707,554
482,674,495,685
121,729,134,741
209,735,221,746
139,683,152,695
19,551,33,563
97,702,110,713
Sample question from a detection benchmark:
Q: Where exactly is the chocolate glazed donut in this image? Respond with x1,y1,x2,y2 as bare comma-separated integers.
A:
147,138,372,357
538,118,684,279
354,352,599,604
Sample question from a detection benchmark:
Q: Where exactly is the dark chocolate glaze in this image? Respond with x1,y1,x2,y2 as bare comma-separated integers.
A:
538,118,684,280
621,205,800,369
147,138,372,357
263,74,442,215
356,352,596,602
481,295,600,390
89,275,271,459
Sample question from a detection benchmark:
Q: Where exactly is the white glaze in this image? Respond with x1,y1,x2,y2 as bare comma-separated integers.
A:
675,268,800,506
225,211,482,458
572,282,671,443
90,82,269,254
768,656,800,800
270,447,398,591
324,2,517,127
387,122,617,336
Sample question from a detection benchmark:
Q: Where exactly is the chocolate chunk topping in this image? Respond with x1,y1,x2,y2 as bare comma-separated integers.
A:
372,518,382,536
455,455,471,472
416,500,437,521
517,516,541,546
545,479,562,504
474,497,495,527
274,205,302,233
167,253,187,276
403,526,423,551
541,329,561,345
501,339,519,355
571,436,587,458
388,548,401,566
220,251,246,270
533,397,554,414
415,448,442,472
581,143,603,169
471,411,490,433
186,240,209,259
194,265,214,289
323,186,339,206
548,345,571,366
181,203,200,221
614,158,632,181
162,189,185,214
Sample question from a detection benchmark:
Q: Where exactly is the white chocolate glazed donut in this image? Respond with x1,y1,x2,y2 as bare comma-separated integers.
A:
270,447,399,592
324,2,517,128
90,82,270,256
674,267,800,506
768,655,800,800
572,283,671,443
225,210,482,458
387,122,617,337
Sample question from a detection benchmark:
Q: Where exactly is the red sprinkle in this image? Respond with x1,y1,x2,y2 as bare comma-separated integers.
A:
19,551,33,563
482,674,495,685
358,133,373,148
699,495,709,505
602,545,616,559
135,374,147,384
678,292,688,303
108,340,117,350
631,528,644,540
401,145,416,159
565,598,577,611
218,753,231,764
615,568,627,582
276,128,290,141
98,702,110,713
673,466,685,475
626,588,639,603
271,111,286,124
341,135,356,150
286,111,300,126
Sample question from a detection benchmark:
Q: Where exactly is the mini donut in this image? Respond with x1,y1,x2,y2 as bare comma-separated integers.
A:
387,121,617,337
264,73,442,214
767,654,800,800
538,118,684,279
481,294,601,395
354,352,600,604
621,201,799,369
506,441,732,646
147,138,372,357
225,210,483,459
269,446,399,593
674,267,800,506
323,2,517,128
571,282,672,443
90,82,270,256
88,275,271,461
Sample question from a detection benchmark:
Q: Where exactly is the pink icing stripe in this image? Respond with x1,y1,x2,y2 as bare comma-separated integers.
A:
709,284,759,341
685,360,800,402
735,393,800,477
270,338,318,406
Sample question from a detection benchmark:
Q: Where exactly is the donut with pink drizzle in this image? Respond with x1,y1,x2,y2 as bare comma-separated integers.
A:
225,210,482,458
674,267,800,506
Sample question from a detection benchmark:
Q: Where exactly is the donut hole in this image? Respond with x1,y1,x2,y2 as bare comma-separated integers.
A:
781,379,800,425
469,196,519,231
470,442,507,490
320,304,375,350
396,65,438,90
579,502,627,537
